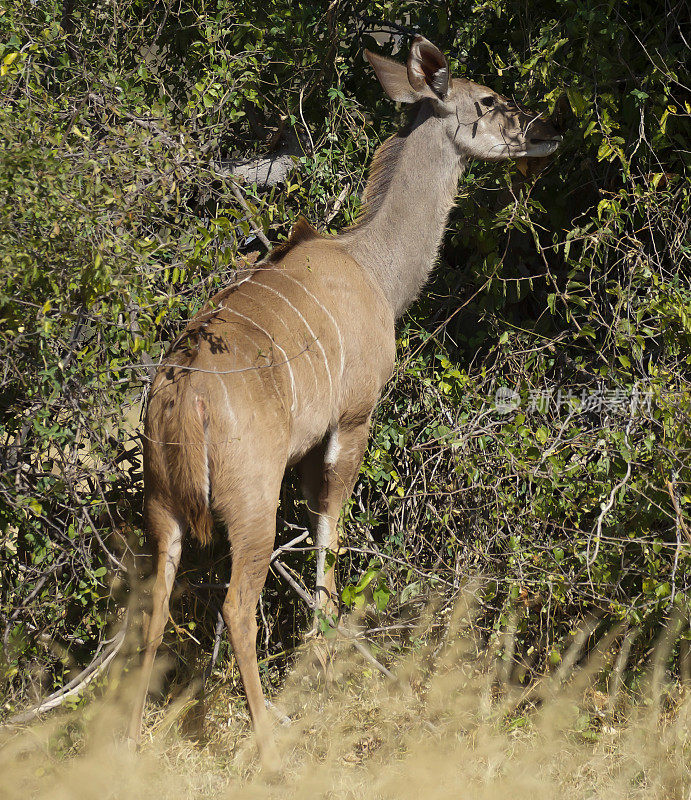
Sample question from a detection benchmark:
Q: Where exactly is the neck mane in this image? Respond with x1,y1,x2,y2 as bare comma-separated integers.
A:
338,102,465,319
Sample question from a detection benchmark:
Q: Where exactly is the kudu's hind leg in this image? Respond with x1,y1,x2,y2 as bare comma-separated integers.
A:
220,505,280,770
128,501,184,744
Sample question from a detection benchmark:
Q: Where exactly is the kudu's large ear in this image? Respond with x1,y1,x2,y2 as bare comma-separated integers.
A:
365,36,450,104
364,49,421,104
407,35,449,100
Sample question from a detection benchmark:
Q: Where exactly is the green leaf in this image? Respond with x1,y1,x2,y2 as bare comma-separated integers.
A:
373,582,390,612
357,568,378,592
341,584,356,607
566,88,588,117
597,141,613,161
28,499,43,515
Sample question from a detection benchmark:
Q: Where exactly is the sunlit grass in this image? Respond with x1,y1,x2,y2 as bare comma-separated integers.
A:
2,606,689,800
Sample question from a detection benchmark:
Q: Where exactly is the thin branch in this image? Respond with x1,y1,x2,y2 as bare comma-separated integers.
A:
229,182,271,250
325,184,350,226
586,392,637,570
5,625,126,725
272,558,315,609
336,624,396,681
271,558,396,681
298,87,314,155
665,478,691,545
204,610,225,683
271,530,310,562
265,698,291,727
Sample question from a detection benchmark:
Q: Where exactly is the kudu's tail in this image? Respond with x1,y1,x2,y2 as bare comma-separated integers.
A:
162,391,213,546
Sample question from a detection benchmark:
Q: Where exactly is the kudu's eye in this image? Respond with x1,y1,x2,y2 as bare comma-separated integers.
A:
480,96,495,108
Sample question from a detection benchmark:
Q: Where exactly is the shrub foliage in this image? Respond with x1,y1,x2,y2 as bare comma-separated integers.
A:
0,0,689,709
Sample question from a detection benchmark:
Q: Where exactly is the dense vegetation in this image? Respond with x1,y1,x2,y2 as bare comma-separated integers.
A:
1,0,689,716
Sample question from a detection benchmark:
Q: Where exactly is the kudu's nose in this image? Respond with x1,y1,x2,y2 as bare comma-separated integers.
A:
527,112,563,143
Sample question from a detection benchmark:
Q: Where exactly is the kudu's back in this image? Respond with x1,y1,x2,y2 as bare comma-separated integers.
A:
144,221,395,544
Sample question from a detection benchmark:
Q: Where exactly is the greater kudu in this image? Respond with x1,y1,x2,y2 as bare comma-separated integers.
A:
128,35,561,767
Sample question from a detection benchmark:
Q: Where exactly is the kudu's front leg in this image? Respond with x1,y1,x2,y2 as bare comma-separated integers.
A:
300,418,372,631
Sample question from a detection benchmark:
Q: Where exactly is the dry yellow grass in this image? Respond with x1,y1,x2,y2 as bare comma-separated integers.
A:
2,610,689,800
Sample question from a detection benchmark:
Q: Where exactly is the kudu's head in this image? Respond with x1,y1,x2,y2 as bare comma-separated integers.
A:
365,36,561,163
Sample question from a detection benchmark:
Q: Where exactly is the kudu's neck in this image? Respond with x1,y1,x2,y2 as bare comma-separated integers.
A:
338,104,465,319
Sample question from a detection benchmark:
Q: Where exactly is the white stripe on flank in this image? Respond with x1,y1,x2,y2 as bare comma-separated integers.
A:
214,373,236,425
222,305,298,413
228,260,272,289
252,279,334,402
230,329,283,418
236,288,319,390
280,273,345,382
232,272,254,290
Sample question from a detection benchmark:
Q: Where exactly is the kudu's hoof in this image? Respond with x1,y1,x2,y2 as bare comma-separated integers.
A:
258,744,283,781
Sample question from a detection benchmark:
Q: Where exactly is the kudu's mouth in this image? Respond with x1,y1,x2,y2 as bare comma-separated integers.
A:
517,135,562,158
514,109,563,158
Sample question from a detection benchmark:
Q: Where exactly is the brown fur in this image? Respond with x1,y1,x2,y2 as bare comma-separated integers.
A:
160,387,212,545
345,104,421,231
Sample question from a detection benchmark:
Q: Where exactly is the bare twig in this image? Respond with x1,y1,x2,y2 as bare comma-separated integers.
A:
665,477,691,545
325,184,350,226
271,558,395,681
586,392,637,570
265,698,291,727
271,530,310,562
272,558,314,609
204,610,225,683
298,87,315,155
229,182,272,250
6,625,126,725
336,624,396,681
